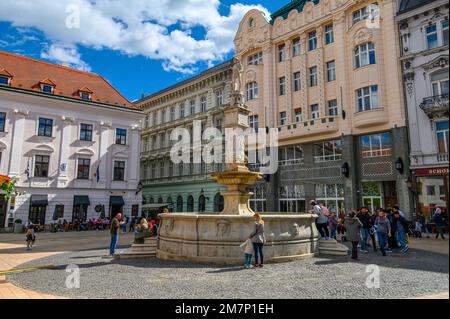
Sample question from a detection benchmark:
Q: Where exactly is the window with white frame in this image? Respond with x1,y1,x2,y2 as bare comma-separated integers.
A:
279,76,286,96
0,112,6,132
309,66,318,87
159,161,165,178
355,42,376,68
190,100,196,115
38,118,53,137
278,44,286,62
310,104,319,119
152,136,157,150
436,121,449,154
357,85,379,111
328,99,338,116
180,104,186,118
249,186,267,213
295,108,302,122
293,72,301,91
314,140,343,162
352,5,379,24
315,184,345,214
113,161,125,181
216,90,224,107
292,38,301,57
115,128,127,145
41,84,54,94
426,24,438,49
279,111,287,125
279,184,306,213
431,71,449,96
200,96,207,112
169,161,174,177
443,21,449,46
161,109,166,123
278,145,304,166
0,76,10,85
249,115,259,133
151,162,156,178
361,132,392,158
77,158,91,180
246,82,258,100
248,52,263,65
327,60,336,82
308,31,317,51
170,107,175,121
325,24,334,44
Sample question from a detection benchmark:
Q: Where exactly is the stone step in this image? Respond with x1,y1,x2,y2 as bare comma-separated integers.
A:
118,250,156,259
131,243,157,248
132,247,157,253
318,239,338,247
319,243,349,256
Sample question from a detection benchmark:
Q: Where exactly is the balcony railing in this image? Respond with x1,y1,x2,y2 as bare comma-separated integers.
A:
411,152,449,167
419,94,449,118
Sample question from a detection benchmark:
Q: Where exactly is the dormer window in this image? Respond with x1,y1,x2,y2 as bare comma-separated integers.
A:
78,86,93,101
0,76,10,86
38,78,56,94
41,84,54,93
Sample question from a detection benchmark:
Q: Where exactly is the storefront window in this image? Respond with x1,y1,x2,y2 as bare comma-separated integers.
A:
362,182,383,213
279,184,306,213
417,176,448,223
315,184,345,214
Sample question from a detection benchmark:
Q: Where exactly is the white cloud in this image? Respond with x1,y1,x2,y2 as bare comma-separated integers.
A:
41,44,91,72
0,0,270,73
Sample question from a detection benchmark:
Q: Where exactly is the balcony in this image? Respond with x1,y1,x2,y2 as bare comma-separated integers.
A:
410,152,449,168
419,94,449,119
353,107,389,128
278,116,339,141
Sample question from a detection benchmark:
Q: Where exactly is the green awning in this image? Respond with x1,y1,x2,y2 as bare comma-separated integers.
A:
74,196,90,206
110,196,125,206
31,195,48,206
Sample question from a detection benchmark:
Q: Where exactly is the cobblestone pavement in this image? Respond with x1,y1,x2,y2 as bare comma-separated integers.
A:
2,232,448,299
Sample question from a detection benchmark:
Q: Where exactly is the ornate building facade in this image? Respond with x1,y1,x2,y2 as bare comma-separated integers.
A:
0,50,142,228
397,0,449,222
137,61,232,214
235,0,412,216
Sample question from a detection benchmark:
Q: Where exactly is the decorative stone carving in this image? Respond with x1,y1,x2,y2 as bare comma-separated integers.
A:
334,12,346,24
304,2,314,22
246,70,256,83
216,219,231,238
164,218,175,235
353,28,373,45
423,55,449,71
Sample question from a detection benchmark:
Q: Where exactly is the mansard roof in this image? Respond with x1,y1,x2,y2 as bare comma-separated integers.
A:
270,0,320,23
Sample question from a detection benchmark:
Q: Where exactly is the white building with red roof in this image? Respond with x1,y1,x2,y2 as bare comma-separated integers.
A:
0,50,143,229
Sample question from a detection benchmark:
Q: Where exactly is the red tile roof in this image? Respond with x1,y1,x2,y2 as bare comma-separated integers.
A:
0,50,138,110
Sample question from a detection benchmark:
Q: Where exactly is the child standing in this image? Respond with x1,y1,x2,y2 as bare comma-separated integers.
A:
26,226,36,250
328,212,338,240
240,239,254,269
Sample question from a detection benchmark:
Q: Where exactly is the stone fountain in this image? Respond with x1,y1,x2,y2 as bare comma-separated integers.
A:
156,58,319,264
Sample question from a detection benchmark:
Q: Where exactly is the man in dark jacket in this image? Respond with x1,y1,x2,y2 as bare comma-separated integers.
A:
391,211,409,253
433,208,446,240
357,207,371,253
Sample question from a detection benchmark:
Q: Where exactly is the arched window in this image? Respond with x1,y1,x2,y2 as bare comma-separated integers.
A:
158,197,163,204
176,196,183,212
248,17,254,28
354,42,376,68
198,195,206,213
213,193,224,213
149,197,154,204
167,196,173,212
187,196,194,212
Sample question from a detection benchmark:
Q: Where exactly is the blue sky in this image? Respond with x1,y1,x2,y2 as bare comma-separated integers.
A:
0,0,284,102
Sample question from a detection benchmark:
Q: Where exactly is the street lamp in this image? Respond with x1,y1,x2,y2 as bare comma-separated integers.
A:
341,162,350,178
395,157,404,175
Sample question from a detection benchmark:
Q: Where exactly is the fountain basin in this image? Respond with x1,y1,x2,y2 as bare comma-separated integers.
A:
157,213,319,265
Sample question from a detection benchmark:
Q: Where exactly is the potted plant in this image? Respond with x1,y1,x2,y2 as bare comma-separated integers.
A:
14,218,23,233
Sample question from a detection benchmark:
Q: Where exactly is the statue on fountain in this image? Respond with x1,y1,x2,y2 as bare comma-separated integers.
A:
231,57,245,108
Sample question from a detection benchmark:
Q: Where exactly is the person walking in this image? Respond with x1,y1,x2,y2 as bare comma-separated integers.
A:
328,212,338,240
109,213,124,256
26,225,36,250
311,200,329,240
129,216,136,233
433,207,446,240
249,213,266,268
376,209,391,256
391,211,409,253
357,207,371,253
368,210,378,252
419,213,430,238
344,210,363,260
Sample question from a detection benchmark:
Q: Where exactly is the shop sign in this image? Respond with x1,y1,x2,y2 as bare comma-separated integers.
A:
414,168,449,177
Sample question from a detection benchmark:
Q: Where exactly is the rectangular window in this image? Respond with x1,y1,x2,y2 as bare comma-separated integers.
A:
113,161,125,181
431,74,449,96
295,108,302,122
38,118,53,137
278,147,304,166
315,184,345,214
80,123,93,141
77,158,91,180
357,85,379,111
246,82,258,101
216,90,224,107
361,132,392,158
293,72,301,91
310,104,319,119
161,110,166,123
355,42,376,68
279,111,287,126
80,92,91,101
309,66,318,87
34,155,50,178
152,136,157,150
42,85,54,93
292,38,301,57
115,128,127,145
278,44,286,62
426,24,438,49
0,112,5,132
279,77,286,96
352,6,369,24
248,52,263,65
249,115,259,133
436,121,449,154
190,100,196,115
325,24,334,44
314,140,343,162
200,96,207,112
170,107,175,121
308,31,317,51
180,104,185,118
54,205,64,219
0,76,9,85
153,112,157,126
443,21,449,46
328,99,338,116
327,60,336,82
